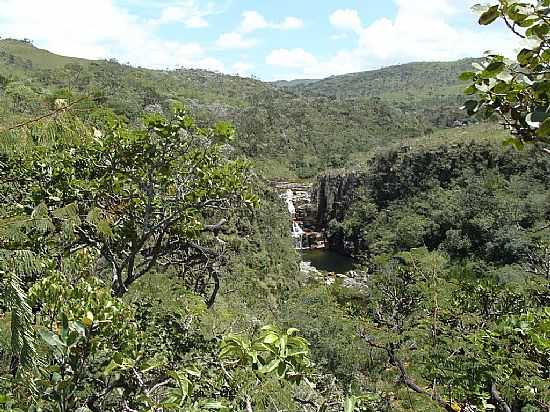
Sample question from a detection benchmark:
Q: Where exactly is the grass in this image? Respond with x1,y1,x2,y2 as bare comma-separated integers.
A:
345,122,514,170
0,39,91,70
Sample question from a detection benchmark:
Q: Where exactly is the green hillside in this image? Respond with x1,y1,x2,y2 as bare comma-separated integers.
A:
0,38,91,71
0,40,480,178
1,20,549,411
276,59,480,128
276,59,477,99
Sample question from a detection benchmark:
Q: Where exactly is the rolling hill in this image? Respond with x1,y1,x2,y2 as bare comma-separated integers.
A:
273,59,478,100
0,38,477,178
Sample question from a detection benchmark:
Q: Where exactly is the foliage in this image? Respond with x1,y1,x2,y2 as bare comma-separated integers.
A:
1,17,550,411
463,0,550,150
358,248,550,411
1,105,256,300
0,38,477,178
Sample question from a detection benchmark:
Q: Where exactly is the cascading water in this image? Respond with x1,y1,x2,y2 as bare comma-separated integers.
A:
292,221,305,250
276,182,358,283
282,189,308,250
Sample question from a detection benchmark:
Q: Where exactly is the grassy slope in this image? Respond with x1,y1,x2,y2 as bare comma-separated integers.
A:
0,39,90,70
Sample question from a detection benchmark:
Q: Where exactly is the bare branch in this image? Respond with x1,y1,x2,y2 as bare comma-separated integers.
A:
491,383,512,412
0,96,94,133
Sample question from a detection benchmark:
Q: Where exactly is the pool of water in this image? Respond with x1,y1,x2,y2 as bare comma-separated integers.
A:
300,249,356,273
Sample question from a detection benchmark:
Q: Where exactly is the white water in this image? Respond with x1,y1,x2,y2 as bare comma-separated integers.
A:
282,189,307,250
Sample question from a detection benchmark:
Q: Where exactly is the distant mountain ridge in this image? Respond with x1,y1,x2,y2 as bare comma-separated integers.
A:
272,59,481,129
273,59,480,100
0,38,477,178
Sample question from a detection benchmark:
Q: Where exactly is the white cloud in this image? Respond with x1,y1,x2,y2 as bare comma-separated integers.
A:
278,16,304,30
153,2,213,28
215,32,258,50
217,10,304,51
271,0,520,80
239,10,304,33
330,9,362,33
185,16,209,28
232,62,254,76
266,48,360,79
331,33,348,40
266,49,317,69
330,1,520,66
196,57,225,72
240,10,270,33
0,0,220,70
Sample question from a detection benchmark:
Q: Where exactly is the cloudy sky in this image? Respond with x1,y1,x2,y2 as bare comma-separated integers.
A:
0,0,519,80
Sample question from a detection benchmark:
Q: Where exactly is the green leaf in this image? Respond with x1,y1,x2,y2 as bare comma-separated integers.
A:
464,85,477,95
202,401,227,410
503,137,525,151
462,100,479,115
71,321,86,337
479,5,500,25
262,333,279,345
259,358,280,374
517,48,535,66
82,311,94,328
39,330,66,350
459,71,476,81
286,327,300,336
483,61,505,77
344,396,357,412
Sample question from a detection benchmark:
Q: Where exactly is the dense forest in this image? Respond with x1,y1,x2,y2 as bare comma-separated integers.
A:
0,1,549,411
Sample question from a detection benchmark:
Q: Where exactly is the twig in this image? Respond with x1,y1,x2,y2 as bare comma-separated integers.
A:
502,15,526,39
359,331,457,412
0,96,93,133
490,383,512,412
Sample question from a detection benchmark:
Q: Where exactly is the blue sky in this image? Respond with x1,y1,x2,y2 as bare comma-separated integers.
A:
0,0,517,80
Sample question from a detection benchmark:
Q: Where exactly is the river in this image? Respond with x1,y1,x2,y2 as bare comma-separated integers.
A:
300,249,356,273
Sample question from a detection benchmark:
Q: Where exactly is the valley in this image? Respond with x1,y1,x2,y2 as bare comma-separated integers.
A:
0,13,549,411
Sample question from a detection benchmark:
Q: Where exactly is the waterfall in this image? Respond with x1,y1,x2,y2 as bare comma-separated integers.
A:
282,189,308,250
292,221,305,250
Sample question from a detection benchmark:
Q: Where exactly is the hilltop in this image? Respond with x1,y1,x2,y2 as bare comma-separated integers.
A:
273,59,477,100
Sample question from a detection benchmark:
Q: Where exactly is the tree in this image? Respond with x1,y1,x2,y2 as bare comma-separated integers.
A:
359,248,550,411
2,104,256,301
463,1,550,151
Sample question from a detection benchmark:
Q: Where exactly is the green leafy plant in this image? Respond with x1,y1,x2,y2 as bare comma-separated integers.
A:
220,325,311,384
463,1,550,150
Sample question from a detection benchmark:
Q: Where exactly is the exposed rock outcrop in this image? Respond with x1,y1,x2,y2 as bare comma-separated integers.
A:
312,171,367,255
274,182,326,249
314,171,366,228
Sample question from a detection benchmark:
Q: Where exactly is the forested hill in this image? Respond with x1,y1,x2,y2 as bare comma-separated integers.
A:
1,38,476,178
273,59,477,100
274,59,479,131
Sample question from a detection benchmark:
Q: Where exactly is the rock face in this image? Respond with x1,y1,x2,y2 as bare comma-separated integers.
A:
312,171,367,255
314,171,366,228
274,177,367,254
273,182,326,249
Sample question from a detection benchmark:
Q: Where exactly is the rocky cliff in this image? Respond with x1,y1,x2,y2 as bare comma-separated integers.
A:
314,171,366,228
312,171,367,255
310,137,549,256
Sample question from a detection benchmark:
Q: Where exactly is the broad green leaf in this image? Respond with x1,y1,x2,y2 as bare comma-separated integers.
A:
39,330,66,350
459,71,476,81
479,5,500,25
